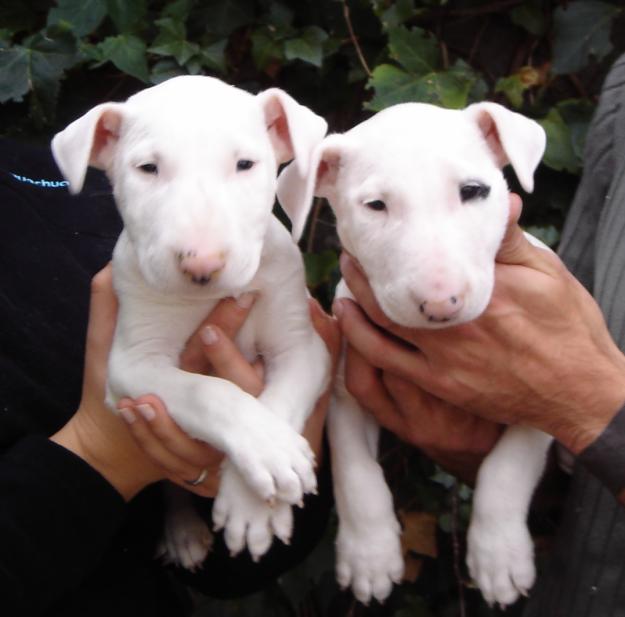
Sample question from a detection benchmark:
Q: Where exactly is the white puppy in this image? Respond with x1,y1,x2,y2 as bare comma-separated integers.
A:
278,101,552,606
52,75,331,566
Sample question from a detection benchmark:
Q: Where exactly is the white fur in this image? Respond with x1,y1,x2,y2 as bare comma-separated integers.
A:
278,101,552,606
52,75,331,567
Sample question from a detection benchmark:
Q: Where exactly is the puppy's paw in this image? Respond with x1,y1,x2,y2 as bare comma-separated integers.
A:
467,517,535,607
229,413,316,505
213,462,293,560
158,501,213,571
335,516,404,604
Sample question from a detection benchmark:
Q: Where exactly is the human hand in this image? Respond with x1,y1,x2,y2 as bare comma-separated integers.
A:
51,265,165,500
344,341,502,483
336,194,625,455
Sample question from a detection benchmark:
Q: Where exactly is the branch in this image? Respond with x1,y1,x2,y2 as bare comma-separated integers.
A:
342,0,372,78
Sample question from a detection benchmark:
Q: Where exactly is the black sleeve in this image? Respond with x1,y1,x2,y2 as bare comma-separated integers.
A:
0,436,127,615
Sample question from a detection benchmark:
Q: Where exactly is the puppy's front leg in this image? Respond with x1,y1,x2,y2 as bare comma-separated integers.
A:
108,356,316,505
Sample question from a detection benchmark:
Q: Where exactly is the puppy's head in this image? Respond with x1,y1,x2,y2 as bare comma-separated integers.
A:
278,102,545,328
52,76,326,295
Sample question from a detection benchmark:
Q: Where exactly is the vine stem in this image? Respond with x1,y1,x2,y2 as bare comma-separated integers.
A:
342,0,372,78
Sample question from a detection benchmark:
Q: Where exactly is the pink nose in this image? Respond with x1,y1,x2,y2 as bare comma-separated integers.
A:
419,294,464,323
176,251,225,285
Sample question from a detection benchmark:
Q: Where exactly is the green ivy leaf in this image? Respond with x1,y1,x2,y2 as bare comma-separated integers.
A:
105,0,147,34
387,26,439,75
366,62,475,111
0,48,29,102
552,0,620,75
538,108,579,173
284,26,328,67
98,34,149,82
150,58,186,84
200,39,228,73
0,28,77,113
201,0,255,37
251,28,283,70
556,98,594,161
509,4,546,36
303,250,338,289
495,74,526,108
161,0,194,21
380,0,415,29
47,0,107,37
149,18,199,66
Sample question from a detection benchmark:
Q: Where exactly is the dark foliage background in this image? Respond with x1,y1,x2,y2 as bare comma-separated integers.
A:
2,1,625,615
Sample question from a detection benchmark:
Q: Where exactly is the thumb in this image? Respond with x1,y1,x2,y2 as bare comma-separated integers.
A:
495,193,533,265
496,193,564,275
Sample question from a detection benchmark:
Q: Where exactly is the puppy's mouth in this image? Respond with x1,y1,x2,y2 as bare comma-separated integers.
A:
184,272,213,286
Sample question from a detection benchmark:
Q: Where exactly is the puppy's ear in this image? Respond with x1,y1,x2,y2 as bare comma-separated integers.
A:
276,134,345,242
51,103,124,194
465,102,546,193
256,89,327,177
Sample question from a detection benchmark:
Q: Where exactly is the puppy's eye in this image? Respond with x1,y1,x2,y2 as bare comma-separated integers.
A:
365,199,387,212
460,182,490,202
138,163,158,175
236,159,255,171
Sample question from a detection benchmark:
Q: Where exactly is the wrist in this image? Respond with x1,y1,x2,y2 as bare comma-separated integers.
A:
51,408,161,501
544,366,625,455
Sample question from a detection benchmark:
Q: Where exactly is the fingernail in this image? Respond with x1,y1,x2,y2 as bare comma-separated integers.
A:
201,325,219,346
119,407,136,424
236,292,255,309
332,299,344,319
137,403,156,421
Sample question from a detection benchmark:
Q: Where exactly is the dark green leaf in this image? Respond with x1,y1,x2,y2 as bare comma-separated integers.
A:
0,29,76,125
387,26,439,75
201,0,254,37
552,0,620,75
161,0,195,21
200,39,227,73
47,0,107,37
366,63,475,111
150,18,199,66
98,34,149,82
538,108,579,173
251,28,283,70
105,0,147,34
380,0,415,29
556,98,594,161
303,250,338,288
0,48,29,102
150,58,186,84
284,26,328,67
509,4,546,36
495,74,526,108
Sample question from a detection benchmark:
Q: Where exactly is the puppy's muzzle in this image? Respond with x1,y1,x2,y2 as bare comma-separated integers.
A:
176,250,225,286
